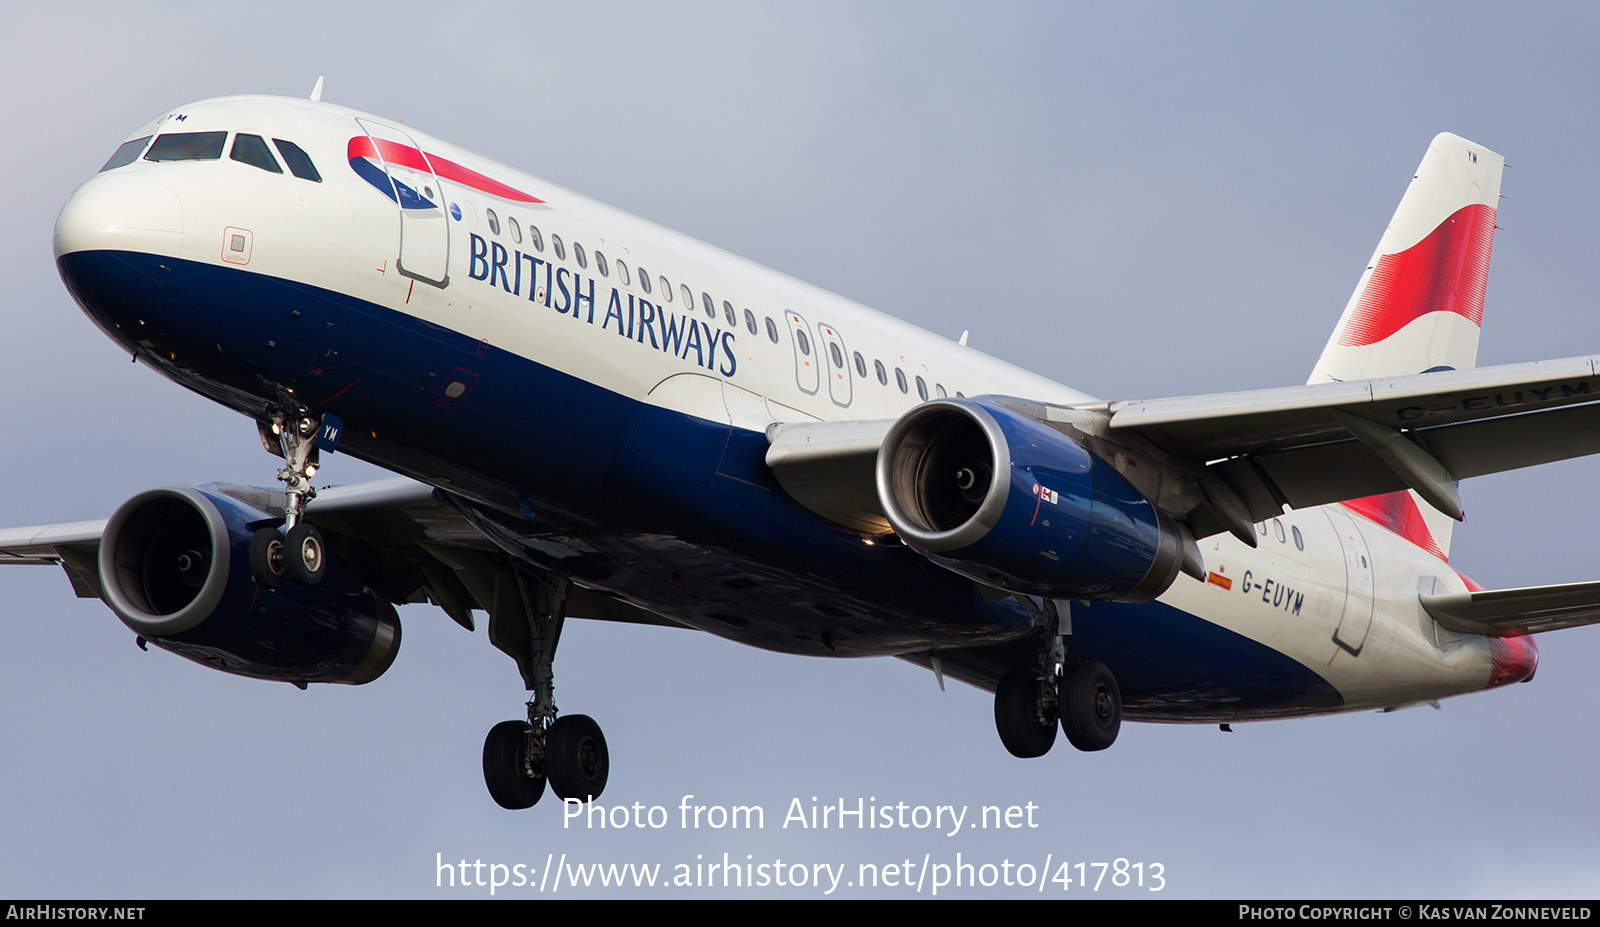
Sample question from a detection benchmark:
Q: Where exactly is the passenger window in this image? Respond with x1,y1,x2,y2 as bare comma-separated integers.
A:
100,136,152,172
854,352,867,377
936,383,947,398
744,309,757,335
146,131,227,162
616,259,630,285
637,268,651,293
1293,525,1305,551
661,277,672,301
723,300,737,326
681,284,694,310
1273,519,1286,544
596,251,609,277
916,376,928,401
552,235,566,260
574,242,587,269
895,368,908,393
271,139,321,181
486,208,501,236
796,329,812,356
509,217,523,244
702,292,716,319
527,225,544,252
829,343,844,368
875,360,887,385
766,317,779,343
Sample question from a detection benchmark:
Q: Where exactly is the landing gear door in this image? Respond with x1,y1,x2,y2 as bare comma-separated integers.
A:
1325,506,1376,655
785,310,820,396
356,119,450,289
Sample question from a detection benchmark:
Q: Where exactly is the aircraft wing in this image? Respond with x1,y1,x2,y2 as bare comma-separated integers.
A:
0,476,679,632
1100,354,1600,537
1420,581,1600,637
766,354,1600,545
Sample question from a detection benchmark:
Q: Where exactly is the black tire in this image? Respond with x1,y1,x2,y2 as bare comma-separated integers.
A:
285,523,326,585
249,527,287,589
1061,661,1121,752
483,720,545,810
994,669,1057,758
545,714,609,802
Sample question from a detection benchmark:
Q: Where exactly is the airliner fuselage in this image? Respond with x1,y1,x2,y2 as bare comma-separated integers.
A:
42,94,1549,805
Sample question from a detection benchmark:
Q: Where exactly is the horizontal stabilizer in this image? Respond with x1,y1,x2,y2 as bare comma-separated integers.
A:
1421,581,1600,637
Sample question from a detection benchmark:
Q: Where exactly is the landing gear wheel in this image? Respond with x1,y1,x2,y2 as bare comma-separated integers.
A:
483,720,546,810
248,528,287,589
285,523,326,585
994,669,1058,758
1061,661,1121,752
545,714,609,802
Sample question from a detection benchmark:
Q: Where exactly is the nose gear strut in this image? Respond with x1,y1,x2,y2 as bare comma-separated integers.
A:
248,410,329,586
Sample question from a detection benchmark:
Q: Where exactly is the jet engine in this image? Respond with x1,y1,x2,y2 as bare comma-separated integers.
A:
97,486,400,685
876,399,1185,602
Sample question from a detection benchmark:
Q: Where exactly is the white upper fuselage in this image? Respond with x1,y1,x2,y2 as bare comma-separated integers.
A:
54,95,1519,719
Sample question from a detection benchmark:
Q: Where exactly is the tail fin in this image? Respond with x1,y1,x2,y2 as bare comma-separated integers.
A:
1310,133,1504,559
1310,133,1504,384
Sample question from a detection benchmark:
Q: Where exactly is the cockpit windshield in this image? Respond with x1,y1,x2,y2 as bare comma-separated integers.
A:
99,129,322,184
230,134,282,174
144,131,227,162
272,139,321,182
99,136,152,172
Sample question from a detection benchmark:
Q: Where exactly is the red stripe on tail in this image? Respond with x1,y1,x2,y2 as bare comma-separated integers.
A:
1337,203,1495,346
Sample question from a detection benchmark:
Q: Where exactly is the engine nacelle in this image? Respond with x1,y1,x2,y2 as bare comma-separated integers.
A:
876,399,1184,602
98,486,401,685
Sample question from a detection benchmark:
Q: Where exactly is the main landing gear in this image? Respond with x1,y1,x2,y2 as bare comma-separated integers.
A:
992,601,1122,756
248,411,329,588
478,567,610,809
483,709,610,810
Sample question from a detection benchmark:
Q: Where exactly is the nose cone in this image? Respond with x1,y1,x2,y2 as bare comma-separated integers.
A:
54,172,184,261
1487,635,1539,687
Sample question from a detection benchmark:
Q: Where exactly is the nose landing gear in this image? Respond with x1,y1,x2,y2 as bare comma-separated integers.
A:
248,410,332,587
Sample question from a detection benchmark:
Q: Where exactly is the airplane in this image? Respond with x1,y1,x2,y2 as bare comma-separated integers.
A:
16,84,1600,811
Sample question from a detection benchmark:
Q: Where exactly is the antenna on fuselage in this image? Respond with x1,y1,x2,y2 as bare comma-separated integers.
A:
958,330,969,347
309,76,325,102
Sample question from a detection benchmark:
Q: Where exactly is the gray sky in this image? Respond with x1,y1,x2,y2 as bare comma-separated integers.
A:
3,1,1600,898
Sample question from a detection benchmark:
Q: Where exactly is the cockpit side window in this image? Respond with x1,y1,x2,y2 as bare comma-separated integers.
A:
145,131,227,162
230,134,283,174
272,139,322,182
100,136,152,172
